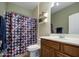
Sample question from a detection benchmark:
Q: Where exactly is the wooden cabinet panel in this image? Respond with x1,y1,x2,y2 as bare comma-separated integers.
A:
63,44,79,56
41,45,55,57
55,51,70,57
42,39,60,50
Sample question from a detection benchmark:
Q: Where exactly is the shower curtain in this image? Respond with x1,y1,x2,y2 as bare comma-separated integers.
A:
3,12,37,57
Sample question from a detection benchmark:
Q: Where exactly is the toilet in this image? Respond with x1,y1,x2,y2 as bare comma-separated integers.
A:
27,39,40,57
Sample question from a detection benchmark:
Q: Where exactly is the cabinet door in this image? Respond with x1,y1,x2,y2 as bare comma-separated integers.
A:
41,45,55,57
62,44,79,56
41,39,60,50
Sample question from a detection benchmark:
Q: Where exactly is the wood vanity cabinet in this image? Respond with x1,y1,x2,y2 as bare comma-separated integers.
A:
41,38,79,57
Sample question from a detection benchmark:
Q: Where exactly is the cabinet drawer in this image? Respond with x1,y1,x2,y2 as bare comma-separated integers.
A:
41,39,60,50
55,51,70,57
62,44,79,56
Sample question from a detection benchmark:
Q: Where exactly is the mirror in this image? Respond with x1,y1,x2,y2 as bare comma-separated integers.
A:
51,2,79,34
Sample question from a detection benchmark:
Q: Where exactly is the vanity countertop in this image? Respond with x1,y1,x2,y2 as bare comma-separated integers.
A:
40,36,79,46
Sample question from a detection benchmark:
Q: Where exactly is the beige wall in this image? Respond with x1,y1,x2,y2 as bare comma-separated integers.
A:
39,2,52,36
0,2,6,16
6,3,33,17
32,5,38,18
51,2,79,33
0,2,35,17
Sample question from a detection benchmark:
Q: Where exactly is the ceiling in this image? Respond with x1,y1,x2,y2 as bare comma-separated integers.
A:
9,2,76,14
51,2,75,14
9,2,38,11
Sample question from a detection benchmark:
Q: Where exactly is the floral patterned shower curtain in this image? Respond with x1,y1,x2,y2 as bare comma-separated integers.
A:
3,12,37,57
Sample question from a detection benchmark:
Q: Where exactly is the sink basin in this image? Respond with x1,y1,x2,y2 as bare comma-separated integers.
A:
65,37,79,40
49,36,60,38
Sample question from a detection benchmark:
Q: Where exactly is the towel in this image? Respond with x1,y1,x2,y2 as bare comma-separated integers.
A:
0,16,7,51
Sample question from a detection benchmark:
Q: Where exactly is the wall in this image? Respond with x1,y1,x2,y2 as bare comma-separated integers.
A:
32,5,38,18
51,2,79,33
39,2,52,36
6,3,33,17
0,2,6,16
